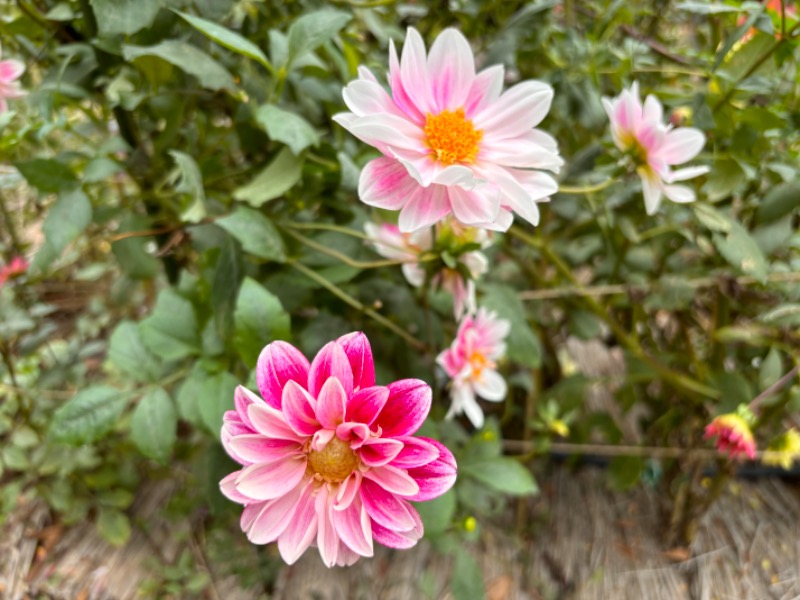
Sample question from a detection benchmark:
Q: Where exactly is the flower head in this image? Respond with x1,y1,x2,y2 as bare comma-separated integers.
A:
0,256,29,287
704,413,756,460
0,46,27,112
335,28,562,233
762,429,800,470
602,82,708,215
437,308,510,428
220,332,457,567
365,219,489,318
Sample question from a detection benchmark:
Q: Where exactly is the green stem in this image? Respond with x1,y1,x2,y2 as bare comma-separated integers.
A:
558,179,615,195
288,260,427,351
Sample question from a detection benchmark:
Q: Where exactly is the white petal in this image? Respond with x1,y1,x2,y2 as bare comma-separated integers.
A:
473,369,507,401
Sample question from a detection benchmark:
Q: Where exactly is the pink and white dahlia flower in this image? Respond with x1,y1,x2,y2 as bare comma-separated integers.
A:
364,220,489,318
603,82,708,215
335,27,562,233
437,308,510,428
0,47,26,112
220,332,457,567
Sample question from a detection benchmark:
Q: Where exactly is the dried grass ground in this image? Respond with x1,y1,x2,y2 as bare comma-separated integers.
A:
2,467,800,600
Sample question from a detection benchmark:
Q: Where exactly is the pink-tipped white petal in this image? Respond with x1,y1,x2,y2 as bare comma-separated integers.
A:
219,471,251,504
277,482,318,564
235,458,307,501
228,435,303,465
398,185,451,233
247,482,305,544
465,65,504,117
363,464,420,497
360,478,417,531
0,60,25,83
282,380,320,436
427,28,476,112
659,128,706,164
315,377,348,429
359,157,422,211
448,184,502,226
256,341,310,409
399,27,435,116
474,81,554,138
315,488,340,568
331,495,373,557
248,403,304,442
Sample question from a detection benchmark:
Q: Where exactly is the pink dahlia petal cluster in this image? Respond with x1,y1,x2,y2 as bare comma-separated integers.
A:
220,332,457,567
437,308,510,428
704,414,756,460
602,82,709,215
364,221,489,318
335,28,562,233
0,47,27,112
0,256,29,287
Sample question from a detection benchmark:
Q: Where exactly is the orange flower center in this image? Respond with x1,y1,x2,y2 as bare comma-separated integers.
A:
424,108,483,165
469,350,494,379
307,436,359,483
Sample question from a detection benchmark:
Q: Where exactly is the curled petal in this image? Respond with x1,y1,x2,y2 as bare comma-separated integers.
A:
406,438,458,501
390,436,441,469
370,505,423,549
256,341,310,409
282,380,320,436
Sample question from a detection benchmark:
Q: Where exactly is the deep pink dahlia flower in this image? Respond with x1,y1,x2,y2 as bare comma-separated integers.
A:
704,414,757,460
334,28,562,233
0,256,29,287
220,332,458,567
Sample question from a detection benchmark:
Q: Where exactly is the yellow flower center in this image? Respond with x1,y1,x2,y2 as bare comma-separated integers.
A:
307,436,359,483
424,108,483,165
469,350,494,379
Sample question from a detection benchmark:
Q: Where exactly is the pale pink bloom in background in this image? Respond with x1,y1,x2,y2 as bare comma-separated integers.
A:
220,333,457,567
365,221,489,318
704,414,757,460
0,256,29,287
335,27,562,233
437,308,510,428
0,47,27,112
603,82,708,215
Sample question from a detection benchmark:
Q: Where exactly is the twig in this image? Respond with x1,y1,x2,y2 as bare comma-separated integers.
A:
504,439,770,460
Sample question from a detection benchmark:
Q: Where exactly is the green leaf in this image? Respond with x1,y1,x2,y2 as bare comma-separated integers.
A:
111,214,160,279
233,148,303,207
173,10,272,70
759,348,782,391
217,207,286,262
211,236,244,340
481,284,542,368
169,150,206,223
15,158,78,193
234,277,291,367
712,221,769,283
608,456,644,490
130,387,177,464
50,386,127,445
123,41,236,92
107,321,163,382
451,547,485,600
675,1,741,14
255,105,319,155
197,371,239,437
693,203,732,233
703,159,746,201
90,0,160,35
759,303,800,327
755,179,800,225
461,456,538,496
41,188,92,257
96,508,132,547
286,9,352,67
413,489,456,536
140,289,201,361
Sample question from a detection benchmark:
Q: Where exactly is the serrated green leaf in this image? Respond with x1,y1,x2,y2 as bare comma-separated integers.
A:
286,9,351,67
107,321,163,382
123,41,236,92
15,158,78,193
481,284,541,368
461,456,538,496
130,387,177,464
217,207,286,262
174,10,272,70
234,277,291,367
233,148,303,207
50,386,127,445
140,289,201,361
96,508,131,546
255,105,319,155
90,0,160,35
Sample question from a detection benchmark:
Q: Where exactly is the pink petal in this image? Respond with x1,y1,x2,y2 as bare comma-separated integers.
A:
359,478,416,530
235,457,307,501
335,422,371,447
358,438,404,467
334,471,363,511
371,517,422,549
311,428,335,451
398,28,436,116
465,65,504,118
658,128,705,164
335,542,361,566
448,183,501,226
219,471,251,504
282,380,321,436
316,487,340,567
398,185,451,233
643,94,663,123
233,385,260,429
337,332,375,390
342,79,405,117
256,341,310,410
389,38,425,124
315,377,348,429
331,495,373,557
349,113,426,153
362,464,420,497
277,481,318,564
375,379,432,437
390,436,440,469
247,403,303,442
228,434,303,465
346,386,389,426
247,481,306,544
480,131,564,171
405,438,458,501
427,28,475,112
240,501,266,532
309,341,354,399
359,156,421,211
473,81,553,139
0,60,24,83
